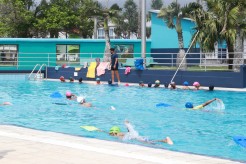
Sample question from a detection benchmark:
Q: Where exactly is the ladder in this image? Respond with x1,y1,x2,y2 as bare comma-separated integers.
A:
28,64,47,80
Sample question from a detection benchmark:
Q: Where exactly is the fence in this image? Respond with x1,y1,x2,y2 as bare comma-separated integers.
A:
0,52,245,71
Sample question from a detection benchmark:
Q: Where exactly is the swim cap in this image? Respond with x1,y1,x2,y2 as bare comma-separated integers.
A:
148,83,152,87
170,81,175,85
125,83,129,86
185,102,193,108
77,96,85,103
70,77,74,81
96,78,100,81
193,82,200,86
109,126,121,134
108,79,112,84
183,81,189,86
66,91,72,97
155,80,160,84
139,81,144,84
60,76,64,80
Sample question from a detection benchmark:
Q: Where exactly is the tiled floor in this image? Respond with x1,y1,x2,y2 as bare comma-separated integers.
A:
0,125,242,164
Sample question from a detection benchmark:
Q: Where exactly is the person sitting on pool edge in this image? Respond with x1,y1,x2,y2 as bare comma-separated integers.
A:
185,98,217,110
77,96,92,107
109,120,173,145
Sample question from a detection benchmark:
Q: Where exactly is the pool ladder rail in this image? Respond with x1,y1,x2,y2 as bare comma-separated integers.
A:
28,64,47,80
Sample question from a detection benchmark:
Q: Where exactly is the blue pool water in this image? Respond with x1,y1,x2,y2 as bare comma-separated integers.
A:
0,79,245,162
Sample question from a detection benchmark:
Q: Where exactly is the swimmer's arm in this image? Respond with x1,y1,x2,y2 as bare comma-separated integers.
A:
202,98,217,107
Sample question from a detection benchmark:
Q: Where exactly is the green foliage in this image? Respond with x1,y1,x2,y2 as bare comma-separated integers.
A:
114,0,138,39
151,0,163,10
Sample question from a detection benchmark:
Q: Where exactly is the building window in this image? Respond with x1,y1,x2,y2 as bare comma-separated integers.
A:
0,45,18,66
114,44,134,58
98,29,105,39
56,45,80,65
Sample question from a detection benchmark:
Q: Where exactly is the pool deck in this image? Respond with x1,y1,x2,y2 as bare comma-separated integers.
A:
0,125,243,164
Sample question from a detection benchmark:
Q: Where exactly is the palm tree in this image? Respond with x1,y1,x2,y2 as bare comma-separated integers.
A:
158,2,201,69
92,2,121,62
190,0,246,71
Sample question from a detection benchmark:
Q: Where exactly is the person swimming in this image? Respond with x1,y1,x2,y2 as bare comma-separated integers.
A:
185,98,217,110
148,83,152,88
77,96,92,107
66,91,77,100
0,102,12,106
108,120,173,145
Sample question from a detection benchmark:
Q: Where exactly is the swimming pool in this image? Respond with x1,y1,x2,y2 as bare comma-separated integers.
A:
0,79,245,162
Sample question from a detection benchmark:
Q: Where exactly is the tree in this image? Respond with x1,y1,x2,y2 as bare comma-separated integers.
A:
92,2,121,61
158,2,202,69
151,0,163,10
0,0,35,37
190,0,246,71
114,0,138,39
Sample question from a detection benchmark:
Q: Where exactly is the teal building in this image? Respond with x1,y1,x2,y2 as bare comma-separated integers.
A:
0,39,151,70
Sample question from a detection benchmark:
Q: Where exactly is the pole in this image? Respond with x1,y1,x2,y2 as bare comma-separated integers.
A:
141,0,146,65
170,31,200,83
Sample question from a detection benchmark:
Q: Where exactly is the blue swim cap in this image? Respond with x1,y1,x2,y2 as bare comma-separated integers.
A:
183,81,189,86
185,102,193,108
96,78,100,81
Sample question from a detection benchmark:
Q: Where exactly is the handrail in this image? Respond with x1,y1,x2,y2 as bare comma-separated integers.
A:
34,64,46,80
28,64,40,79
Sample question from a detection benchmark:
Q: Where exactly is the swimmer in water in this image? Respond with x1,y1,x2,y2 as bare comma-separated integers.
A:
193,81,200,90
77,96,92,107
185,98,217,110
0,102,12,105
66,91,77,100
182,81,190,90
108,120,173,145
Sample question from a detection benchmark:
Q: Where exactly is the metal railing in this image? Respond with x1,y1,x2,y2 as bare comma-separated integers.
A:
0,52,245,72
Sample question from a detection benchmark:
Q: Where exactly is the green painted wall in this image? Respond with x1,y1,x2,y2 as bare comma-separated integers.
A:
0,38,151,70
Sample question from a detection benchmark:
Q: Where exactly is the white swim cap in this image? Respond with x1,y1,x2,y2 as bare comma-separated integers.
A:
77,96,85,103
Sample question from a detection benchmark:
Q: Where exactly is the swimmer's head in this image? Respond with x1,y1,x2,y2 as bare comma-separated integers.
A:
96,78,100,84
193,81,200,87
108,79,112,85
77,96,85,104
155,80,160,84
70,77,74,82
66,91,72,97
125,83,129,86
139,81,144,87
148,83,152,87
183,81,189,86
185,102,193,108
60,76,65,82
79,77,83,83
164,83,169,88
109,126,121,136
209,85,214,91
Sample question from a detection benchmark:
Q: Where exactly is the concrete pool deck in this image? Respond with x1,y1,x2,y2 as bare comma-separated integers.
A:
0,125,243,164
